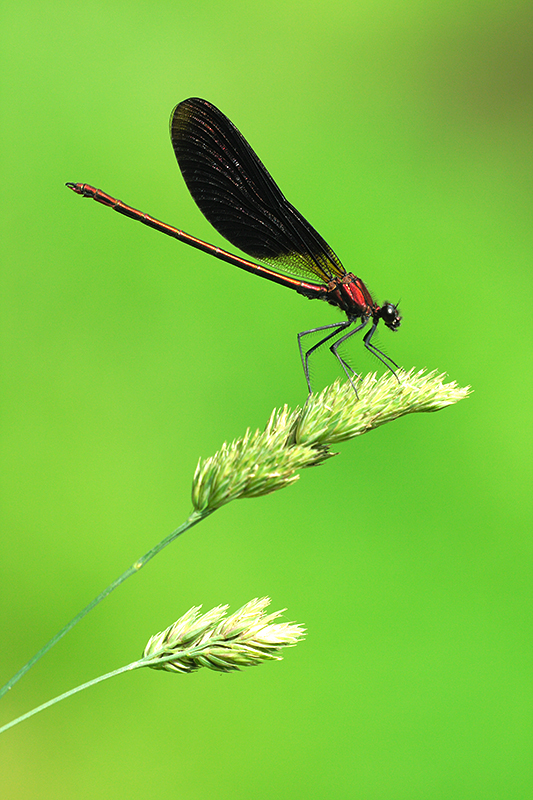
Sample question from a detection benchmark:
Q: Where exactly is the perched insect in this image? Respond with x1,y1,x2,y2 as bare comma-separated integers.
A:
67,98,401,393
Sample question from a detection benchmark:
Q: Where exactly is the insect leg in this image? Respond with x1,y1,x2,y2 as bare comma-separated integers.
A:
329,320,370,396
298,320,352,394
363,322,400,379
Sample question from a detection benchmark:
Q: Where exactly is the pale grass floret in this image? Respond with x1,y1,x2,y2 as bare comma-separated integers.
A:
143,597,305,673
192,370,470,512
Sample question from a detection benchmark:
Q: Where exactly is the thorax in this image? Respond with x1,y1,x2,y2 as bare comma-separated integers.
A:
325,273,376,319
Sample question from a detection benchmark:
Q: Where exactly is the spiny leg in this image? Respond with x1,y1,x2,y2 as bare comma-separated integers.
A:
363,322,400,380
298,320,352,394
330,319,370,396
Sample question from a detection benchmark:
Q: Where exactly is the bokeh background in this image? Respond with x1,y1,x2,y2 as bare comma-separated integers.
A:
1,1,532,797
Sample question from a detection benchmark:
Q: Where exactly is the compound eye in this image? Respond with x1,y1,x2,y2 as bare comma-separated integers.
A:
381,303,397,323
380,302,401,330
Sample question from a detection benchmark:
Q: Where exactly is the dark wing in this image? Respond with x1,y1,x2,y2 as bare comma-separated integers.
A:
170,98,345,283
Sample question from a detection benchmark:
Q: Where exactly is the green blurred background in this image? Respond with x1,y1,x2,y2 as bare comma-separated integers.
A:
1,0,532,797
